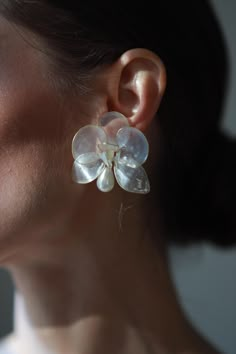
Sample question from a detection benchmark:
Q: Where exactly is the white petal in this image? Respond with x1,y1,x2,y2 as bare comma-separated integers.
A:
114,162,150,194
72,125,106,160
76,152,101,164
72,159,105,184
96,167,115,192
98,112,129,145
116,127,149,167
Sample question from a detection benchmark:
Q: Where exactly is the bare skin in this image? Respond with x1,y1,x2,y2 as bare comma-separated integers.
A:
0,16,220,354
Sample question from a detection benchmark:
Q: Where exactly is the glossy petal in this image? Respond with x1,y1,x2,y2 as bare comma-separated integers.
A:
72,125,107,160
97,167,115,192
72,159,105,184
98,111,129,145
76,152,101,164
114,161,150,194
116,127,149,168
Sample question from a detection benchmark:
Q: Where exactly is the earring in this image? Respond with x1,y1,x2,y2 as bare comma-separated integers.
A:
71,112,150,194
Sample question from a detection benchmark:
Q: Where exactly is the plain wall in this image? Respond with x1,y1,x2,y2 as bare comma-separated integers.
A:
0,270,13,338
0,0,236,352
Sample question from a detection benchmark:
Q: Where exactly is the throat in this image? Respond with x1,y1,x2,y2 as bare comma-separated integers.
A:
5,211,220,354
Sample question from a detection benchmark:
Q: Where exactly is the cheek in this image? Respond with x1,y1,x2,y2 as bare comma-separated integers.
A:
0,22,78,262
0,144,49,235
0,141,65,268
0,75,72,259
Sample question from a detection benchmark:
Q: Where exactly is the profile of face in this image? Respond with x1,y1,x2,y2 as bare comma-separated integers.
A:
0,15,166,264
0,17,96,263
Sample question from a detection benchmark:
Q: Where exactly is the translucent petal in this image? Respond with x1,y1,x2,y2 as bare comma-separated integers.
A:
72,125,107,160
114,162,150,194
116,127,149,167
76,152,100,164
72,159,105,184
97,167,115,192
98,112,129,145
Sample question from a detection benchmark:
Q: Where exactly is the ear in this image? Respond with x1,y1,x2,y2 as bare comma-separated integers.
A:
106,48,167,131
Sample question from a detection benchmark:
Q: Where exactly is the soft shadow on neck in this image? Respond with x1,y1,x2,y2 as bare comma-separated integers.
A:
5,186,220,354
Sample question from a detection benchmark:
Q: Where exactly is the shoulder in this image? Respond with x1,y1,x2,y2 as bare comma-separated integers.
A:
0,342,13,354
0,334,17,354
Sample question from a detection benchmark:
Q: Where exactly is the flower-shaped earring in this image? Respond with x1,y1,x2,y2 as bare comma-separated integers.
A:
71,112,150,194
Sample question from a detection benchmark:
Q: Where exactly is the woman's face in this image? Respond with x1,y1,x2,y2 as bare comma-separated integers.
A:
0,17,81,263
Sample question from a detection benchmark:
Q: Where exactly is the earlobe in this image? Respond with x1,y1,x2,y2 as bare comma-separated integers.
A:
107,48,167,132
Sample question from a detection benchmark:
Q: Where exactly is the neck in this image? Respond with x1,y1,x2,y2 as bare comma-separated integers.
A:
6,189,219,354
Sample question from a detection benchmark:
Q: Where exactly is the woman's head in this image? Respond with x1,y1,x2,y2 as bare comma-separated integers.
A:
0,0,232,264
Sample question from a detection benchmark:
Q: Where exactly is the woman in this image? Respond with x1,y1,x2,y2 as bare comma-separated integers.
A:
0,1,234,353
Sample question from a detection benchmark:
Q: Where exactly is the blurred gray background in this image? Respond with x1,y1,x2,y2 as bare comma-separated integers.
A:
171,1,236,353
0,1,236,353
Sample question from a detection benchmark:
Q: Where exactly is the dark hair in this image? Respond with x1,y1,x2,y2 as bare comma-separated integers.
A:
0,0,235,246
